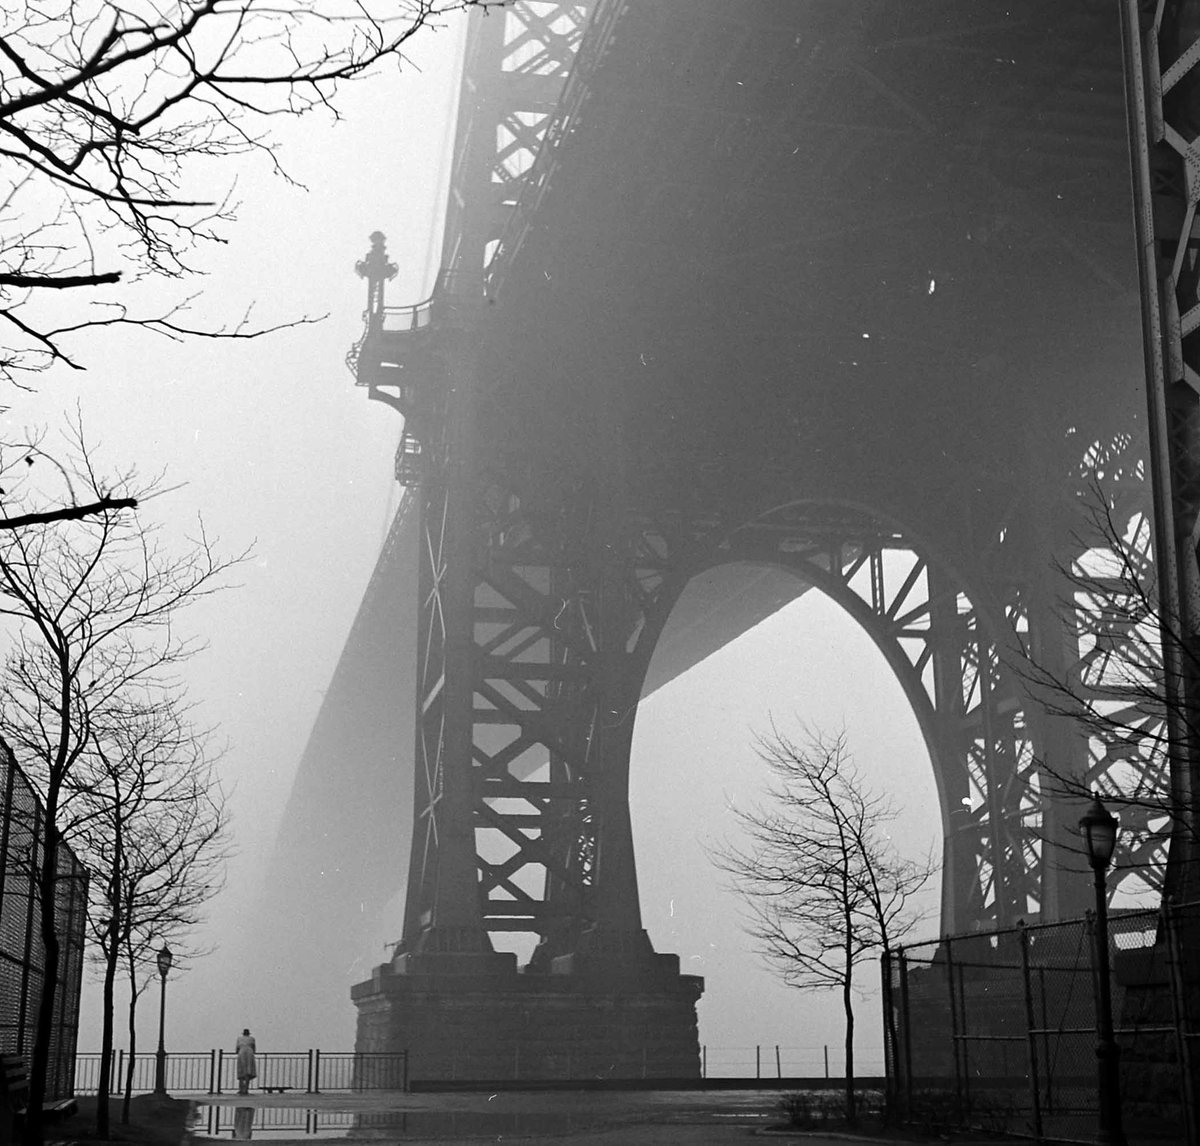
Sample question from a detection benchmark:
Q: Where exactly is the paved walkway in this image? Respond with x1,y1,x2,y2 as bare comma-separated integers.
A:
188,1088,782,1143
182,1089,973,1145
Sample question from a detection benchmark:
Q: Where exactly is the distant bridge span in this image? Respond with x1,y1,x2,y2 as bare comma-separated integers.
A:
262,1,1199,1075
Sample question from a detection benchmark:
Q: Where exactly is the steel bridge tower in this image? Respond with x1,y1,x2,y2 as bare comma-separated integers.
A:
338,1,1200,1078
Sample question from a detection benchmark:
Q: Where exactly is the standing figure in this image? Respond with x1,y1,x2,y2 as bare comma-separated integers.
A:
236,1028,257,1095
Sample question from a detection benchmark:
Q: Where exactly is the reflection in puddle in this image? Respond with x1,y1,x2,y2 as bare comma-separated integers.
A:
233,1108,254,1140
192,1105,590,1140
193,1106,353,1139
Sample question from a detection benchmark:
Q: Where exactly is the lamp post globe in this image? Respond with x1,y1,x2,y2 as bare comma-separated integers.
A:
1080,795,1119,872
1078,793,1124,1145
154,945,173,1095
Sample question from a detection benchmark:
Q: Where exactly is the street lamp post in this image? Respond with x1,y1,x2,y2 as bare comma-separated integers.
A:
1079,794,1125,1146
154,945,173,1096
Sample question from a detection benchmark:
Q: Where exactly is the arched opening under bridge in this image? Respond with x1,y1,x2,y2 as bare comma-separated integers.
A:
630,573,942,1074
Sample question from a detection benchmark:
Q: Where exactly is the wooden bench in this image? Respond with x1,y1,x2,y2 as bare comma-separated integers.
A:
1,1054,77,1143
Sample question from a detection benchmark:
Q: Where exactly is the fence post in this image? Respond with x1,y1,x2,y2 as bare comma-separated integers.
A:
775,1044,781,1079
1038,965,1054,1114
755,1045,760,1080
313,1048,321,1095
881,948,896,1120
945,938,965,1121
216,1048,224,1095
898,948,914,1119
207,1049,215,1095
1165,902,1198,1146
702,1045,706,1081
116,1050,124,1096
824,1044,829,1079
403,1050,410,1094
305,1049,313,1095
1019,925,1044,1141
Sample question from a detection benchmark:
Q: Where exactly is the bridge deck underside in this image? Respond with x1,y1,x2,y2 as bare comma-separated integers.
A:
482,0,1143,577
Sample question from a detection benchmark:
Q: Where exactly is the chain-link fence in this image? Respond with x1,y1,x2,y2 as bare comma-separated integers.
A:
0,747,88,1099
884,902,1200,1142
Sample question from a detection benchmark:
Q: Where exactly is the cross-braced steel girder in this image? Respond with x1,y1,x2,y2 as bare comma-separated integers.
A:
443,1,593,291
1055,434,1172,902
399,438,1078,952
342,1,1200,969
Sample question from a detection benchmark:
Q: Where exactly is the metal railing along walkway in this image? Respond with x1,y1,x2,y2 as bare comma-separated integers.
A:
75,1050,409,1095
77,1043,880,1093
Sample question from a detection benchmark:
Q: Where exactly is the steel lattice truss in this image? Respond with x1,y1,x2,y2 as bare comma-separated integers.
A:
1059,435,1170,902
404,455,1047,946
705,504,1043,932
442,2,594,292
349,2,1200,954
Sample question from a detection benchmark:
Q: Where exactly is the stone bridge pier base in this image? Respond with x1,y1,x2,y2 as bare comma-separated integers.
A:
352,949,704,1083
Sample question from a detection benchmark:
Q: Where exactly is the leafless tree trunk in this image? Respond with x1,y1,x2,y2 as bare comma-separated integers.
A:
121,956,149,1125
0,422,241,1146
714,726,934,1126
80,696,227,1138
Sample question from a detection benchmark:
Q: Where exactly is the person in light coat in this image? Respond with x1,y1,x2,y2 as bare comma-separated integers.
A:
235,1029,257,1095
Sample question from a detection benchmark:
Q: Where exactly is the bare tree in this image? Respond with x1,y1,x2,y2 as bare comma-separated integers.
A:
79,694,227,1137
0,424,242,1145
0,0,503,388
715,727,934,1126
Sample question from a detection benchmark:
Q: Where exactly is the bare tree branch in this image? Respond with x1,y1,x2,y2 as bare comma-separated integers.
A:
0,497,137,530
0,0,509,386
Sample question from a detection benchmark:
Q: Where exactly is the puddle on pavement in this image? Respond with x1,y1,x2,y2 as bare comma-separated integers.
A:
191,1104,590,1140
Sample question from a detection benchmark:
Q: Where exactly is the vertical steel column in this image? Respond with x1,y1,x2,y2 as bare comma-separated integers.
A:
367,2,603,962
401,332,492,953
397,0,519,952
572,467,654,953
1025,481,1094,922
1120,0,1200,901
